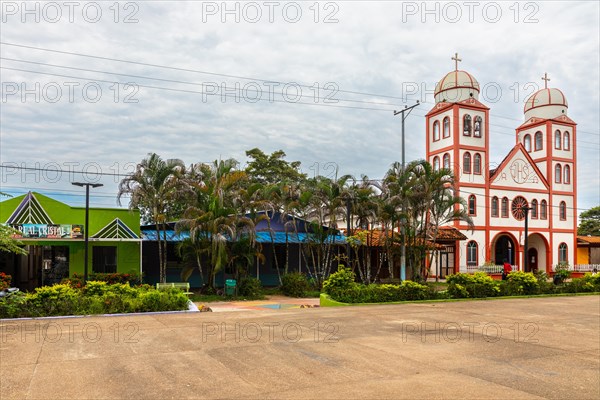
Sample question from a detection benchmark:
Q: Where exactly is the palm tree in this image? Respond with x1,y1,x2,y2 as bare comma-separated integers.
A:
177,159,258,287
118,153,189,283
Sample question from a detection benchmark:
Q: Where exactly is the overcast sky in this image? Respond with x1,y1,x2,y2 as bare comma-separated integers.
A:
1,1,598,216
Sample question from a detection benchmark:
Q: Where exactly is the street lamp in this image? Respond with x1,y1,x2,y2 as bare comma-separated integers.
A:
72,182,103,282
523,206,533,272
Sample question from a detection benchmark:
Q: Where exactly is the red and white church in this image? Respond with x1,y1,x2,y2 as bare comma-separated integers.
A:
426,55,577,276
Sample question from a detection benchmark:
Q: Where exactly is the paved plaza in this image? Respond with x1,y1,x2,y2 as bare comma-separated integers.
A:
1,296,599,399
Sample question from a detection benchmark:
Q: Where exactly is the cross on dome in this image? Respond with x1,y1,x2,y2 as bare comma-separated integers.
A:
542,72,550,89
452,52,462,71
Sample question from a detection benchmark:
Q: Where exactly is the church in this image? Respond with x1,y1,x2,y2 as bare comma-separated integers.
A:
426,55,577,277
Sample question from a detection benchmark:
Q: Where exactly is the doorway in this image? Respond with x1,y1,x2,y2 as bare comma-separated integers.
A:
494,235,515,265
527,248,538,273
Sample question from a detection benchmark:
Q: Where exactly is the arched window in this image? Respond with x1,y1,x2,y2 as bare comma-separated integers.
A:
501,197,509,218
564,165,570,184
531,199,538,219
463,152,471,174
563,131,570,150
534,131,543,151
443,153,450,169
433,156,440,171
540,200,548,220
443,117,450,138
524,134,532,152
473,153,482,174
491,197,499,217
558,243,568,263
468,195,476,215
555,130,561,149
559,201,567,220
433,120,440,141
555,164,562,183
463,114,472,136
467,241,478,267
474,116,482,137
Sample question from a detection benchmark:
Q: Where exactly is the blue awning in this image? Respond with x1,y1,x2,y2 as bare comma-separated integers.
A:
141,230,346,245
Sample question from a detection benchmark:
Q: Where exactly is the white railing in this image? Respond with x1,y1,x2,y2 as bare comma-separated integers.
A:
568,264,600,272
464,265,506,274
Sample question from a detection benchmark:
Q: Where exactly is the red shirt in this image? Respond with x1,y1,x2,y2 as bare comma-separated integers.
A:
503,263,512,274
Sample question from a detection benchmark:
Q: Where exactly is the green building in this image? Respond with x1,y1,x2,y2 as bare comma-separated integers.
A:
0,192,141,290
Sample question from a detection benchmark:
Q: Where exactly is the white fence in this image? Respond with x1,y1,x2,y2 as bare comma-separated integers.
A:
462,264,599,274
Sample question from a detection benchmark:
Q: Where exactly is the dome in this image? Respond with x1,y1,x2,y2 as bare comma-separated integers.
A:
434,70,480,103
524,88,568,120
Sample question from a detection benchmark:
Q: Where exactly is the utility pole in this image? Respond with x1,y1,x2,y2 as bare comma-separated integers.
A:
523,206,533,272
394,101,420,281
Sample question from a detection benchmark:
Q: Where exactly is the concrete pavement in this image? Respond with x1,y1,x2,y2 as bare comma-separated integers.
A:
1,295,599,399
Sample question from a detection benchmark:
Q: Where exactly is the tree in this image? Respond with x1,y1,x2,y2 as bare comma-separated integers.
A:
0,225,28,255
118,153,189,283
245,148,306,185
0,193,27,256
578,206,600,236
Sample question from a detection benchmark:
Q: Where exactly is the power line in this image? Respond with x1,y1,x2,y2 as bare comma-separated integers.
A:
1,57,406,108
1,67,399,113
3,66,598,147
3,41,597,137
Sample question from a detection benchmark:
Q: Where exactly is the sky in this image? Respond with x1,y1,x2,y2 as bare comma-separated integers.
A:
1,1,599,217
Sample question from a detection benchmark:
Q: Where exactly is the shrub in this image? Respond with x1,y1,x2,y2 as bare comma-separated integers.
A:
0,283,188,318
281,273,310,297
559,273,600,294
399,280,430,300
446,272,499,298
0,272,12,290
534,271,555,294
553,263,571,284
322,265,356,295
238,277,263,298
328,280,429,303
501,271,539,295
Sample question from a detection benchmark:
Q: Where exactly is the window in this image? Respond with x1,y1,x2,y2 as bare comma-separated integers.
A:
433,156,440,171
555,164,562,183
540,200,548,220
443,117,450,138
501,197,509,218
92,246,117,273
559,201,567,220
558,243,568,263
473,153,482,174
467,241,478,267
474,116,482,137
531,199,538,219
463,115,472,136
443,153,450,169
555,130,561,149
564,165,570,184
563,131,570,150
468,195,476,215
511,196,529,221
534,131,543,151
463,152,471,174
524,134,532,152
491,196,499,217
433,120,440,141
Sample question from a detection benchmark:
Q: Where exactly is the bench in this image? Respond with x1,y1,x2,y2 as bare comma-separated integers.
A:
156,282,192,296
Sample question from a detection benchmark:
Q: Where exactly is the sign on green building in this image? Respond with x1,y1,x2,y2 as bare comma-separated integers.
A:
0,192,140,290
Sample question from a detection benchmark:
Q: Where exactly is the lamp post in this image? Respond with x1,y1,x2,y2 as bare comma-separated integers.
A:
71,182,103,282
394,101,420,281
523,206,533,272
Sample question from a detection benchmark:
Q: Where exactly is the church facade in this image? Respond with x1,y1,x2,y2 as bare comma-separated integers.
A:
426,57,577,276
